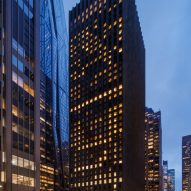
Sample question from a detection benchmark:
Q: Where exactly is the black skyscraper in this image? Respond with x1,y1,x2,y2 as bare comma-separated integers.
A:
69,0,145,191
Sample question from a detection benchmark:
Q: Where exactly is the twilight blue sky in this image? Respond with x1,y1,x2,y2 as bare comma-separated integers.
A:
64,0,191,190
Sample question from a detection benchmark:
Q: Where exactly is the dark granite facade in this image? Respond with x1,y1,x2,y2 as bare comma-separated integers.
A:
69,0,145,190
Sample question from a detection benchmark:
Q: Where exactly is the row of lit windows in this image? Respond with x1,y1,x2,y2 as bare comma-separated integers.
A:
71,89,122,103
71,124,122,137
70,100,122,118
40,177,54,184
70,38,122,60
70,60,120,81
12,122,34,141
70,17,122,47
72,103,122,124
12,155,34,171
72,0,122,25
40,165,54,175
12,174,34,187
12,71,34,97
0,154,35,175
70,85,122,112
71,178,122,186
40,116,52,127
71,119,122,132
71,137,122,149
70,62,121,85
71,121,123,138
70,180,122,189
70,47,122,73
71,141,123,157
71,121,122,136
70,65,121,97
71,132,122,149
72,172,120,178
71,129,122,145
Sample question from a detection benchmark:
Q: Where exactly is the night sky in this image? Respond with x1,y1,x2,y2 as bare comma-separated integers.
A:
64,0,191,190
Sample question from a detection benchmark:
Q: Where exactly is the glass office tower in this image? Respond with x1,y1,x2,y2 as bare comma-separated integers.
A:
162,161,175,191
163,161,169,191
182,135,191,191
0,0,68,190
167,169,175,191
145,108,162,191
40,0,69,190
69,0,145,190
0,0,40,190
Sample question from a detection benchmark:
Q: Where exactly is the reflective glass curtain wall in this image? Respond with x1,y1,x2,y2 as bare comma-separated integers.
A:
163,161,169,191
0,0,40,190
40,0,69,190
167,169,175,191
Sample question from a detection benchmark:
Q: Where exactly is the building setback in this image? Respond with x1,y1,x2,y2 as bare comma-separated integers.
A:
182,135,191,191
145,108,162,191
0,0,40,190
69,0,145,190
40,0,69,190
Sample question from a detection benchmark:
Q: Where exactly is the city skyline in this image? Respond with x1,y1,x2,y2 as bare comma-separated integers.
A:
0,0,190,190
64,0,191,190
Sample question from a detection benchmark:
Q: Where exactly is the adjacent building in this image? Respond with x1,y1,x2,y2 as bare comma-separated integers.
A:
167,169,175,191
69,0,145,190
0,0,68,190
182,135,191,191
145,108,162,191
40,0,69,190
0,0,40,190
162,161,175,191
163,161,169,191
